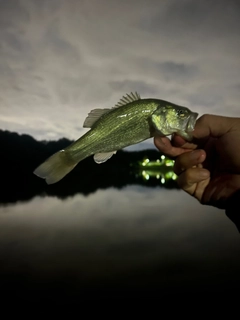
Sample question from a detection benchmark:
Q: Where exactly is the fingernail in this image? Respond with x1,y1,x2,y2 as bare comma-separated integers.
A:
199,170,209,178
189,150,201,160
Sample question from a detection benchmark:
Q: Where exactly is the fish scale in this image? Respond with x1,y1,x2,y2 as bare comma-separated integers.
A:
34,92,198,184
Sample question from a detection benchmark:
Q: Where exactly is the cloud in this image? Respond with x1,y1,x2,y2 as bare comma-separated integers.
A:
0,0,239,142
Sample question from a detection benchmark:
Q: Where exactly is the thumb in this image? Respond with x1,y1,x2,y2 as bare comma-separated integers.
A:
194,114,237,139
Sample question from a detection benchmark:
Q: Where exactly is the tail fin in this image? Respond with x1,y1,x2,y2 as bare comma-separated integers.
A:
33,150,77,184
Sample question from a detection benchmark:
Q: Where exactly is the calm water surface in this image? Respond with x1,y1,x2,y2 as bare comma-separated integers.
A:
0,185,239,301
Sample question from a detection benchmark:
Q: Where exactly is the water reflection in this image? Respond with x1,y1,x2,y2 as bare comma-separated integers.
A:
137,155,177,183
1,153,179,204
0,186,239,302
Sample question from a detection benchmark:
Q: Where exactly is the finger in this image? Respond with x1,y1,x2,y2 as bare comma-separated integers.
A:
171,134,187,146
154,136,193,158
194,114,239,140
174,149,206,175
202,174,240,208
177,168,210,200
171,134,197,149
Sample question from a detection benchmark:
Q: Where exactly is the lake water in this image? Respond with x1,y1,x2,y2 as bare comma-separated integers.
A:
0,184,239,302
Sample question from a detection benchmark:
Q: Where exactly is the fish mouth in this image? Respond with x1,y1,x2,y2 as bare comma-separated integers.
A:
186,112,198,132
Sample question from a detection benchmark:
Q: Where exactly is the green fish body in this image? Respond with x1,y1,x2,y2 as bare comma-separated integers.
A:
34,92,198,184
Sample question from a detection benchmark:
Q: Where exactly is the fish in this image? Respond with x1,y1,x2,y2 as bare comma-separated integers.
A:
33,92,198,184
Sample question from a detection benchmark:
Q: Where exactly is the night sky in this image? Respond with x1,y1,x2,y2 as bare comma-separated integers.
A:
0,1,240,301
1,0,239,145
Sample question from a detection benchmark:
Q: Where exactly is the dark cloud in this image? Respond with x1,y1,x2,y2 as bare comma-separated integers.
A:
0,0,30,27
141,0,240,38
157,61,198,81
109,80,159,97
44,19,81,64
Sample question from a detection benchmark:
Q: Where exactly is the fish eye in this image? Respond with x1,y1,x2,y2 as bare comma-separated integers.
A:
177,110,185,117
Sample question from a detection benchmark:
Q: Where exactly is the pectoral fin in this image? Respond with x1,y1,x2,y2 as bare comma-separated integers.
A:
94,151,117,164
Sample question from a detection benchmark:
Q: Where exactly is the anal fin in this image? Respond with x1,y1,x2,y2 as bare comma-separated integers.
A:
94,151,117,164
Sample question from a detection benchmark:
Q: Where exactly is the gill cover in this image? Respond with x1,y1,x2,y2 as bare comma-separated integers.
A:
151,105,197,140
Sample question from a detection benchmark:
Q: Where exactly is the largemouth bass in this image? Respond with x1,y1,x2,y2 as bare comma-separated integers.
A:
34,92,198,184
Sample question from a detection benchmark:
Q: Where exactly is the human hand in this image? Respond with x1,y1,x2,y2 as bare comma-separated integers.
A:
154,114,240,209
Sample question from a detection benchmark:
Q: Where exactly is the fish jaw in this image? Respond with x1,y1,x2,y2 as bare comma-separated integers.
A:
186,112,198,132
180,112,198,141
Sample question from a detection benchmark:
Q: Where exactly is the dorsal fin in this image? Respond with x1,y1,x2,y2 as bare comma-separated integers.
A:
83,92,141,128
83,108,110,128
115,92,141,108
